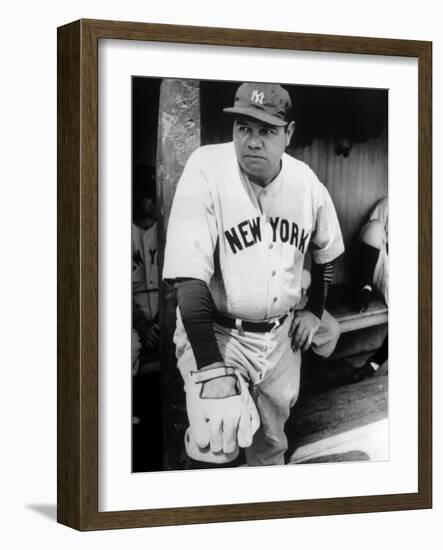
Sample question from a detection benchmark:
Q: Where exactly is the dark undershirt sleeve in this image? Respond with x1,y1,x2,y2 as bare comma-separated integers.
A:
358,242,380,288
175,278,223,369
305,260,335,320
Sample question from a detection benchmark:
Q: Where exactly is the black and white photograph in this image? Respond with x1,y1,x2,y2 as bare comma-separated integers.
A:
2,0,435,540
131,77,389,473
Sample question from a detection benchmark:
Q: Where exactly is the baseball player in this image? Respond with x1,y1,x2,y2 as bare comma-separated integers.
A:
353,197,388,380
356,197,388,310
132,164,159,373
163,82,344,466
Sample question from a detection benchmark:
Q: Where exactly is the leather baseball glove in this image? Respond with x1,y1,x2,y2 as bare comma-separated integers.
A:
183,365,260,463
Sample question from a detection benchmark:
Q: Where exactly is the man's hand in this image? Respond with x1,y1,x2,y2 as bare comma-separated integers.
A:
199,362,239,399
200,375,239,399
136,321,160,349
144,323,160,347
288,310,321,352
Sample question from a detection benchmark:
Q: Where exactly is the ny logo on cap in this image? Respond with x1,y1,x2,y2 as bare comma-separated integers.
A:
251,90,265,105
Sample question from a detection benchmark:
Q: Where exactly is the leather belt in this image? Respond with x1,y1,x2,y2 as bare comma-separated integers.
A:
213,310,288,333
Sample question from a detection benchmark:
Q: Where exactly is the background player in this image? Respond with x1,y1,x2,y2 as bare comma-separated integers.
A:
132,163,163,472
352,197,388,380
132,164,160,373
163,82,345,466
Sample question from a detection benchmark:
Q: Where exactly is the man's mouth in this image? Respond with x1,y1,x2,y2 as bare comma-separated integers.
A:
244,154,266,160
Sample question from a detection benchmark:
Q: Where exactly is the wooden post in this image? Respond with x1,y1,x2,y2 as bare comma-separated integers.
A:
157,78,201,230
157,79,201,469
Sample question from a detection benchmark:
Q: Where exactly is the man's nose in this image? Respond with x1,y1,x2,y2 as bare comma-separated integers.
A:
247,133,262,149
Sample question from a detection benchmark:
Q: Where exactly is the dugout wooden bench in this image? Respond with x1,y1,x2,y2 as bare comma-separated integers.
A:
326,284,388,362
327,283,388,333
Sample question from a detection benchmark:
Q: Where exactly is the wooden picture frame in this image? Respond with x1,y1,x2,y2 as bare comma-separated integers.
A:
57,19,432,530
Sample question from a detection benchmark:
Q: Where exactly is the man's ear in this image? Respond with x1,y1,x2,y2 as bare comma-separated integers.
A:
285,121,295,146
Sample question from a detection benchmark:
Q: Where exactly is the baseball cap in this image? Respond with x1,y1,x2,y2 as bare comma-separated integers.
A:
223,82,293,127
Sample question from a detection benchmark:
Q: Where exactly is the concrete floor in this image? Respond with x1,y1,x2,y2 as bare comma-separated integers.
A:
285,366,388,464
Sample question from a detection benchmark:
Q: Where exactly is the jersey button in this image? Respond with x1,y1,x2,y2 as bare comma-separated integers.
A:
273,297,278,303
271,270,276,276
269,244,273,249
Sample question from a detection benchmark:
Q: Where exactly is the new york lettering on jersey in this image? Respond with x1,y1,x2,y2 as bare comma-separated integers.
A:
224,216,310,255
132,223,159,320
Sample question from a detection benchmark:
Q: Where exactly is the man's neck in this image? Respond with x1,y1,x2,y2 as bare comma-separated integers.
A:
134,217,156,231
247,160,282,188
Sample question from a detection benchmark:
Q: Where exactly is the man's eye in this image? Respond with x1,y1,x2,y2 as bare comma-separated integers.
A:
238,126,249,132
261,128,274,136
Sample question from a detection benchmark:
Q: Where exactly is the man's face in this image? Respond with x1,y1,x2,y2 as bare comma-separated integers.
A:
233,117,294,186
133,197,156,230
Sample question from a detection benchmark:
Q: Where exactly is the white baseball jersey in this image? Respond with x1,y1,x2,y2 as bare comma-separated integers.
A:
163,142,344,321
368,197,388,242
132,222,159,320
367,197,388,305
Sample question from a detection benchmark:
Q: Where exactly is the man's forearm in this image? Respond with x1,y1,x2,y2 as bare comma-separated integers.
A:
305,260,335,319
175,278,223,369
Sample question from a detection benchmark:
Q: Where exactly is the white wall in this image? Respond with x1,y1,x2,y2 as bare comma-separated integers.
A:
0,0,440,548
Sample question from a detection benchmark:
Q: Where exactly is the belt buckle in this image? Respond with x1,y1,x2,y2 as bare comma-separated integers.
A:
235,318,245,335
271,312,287,331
